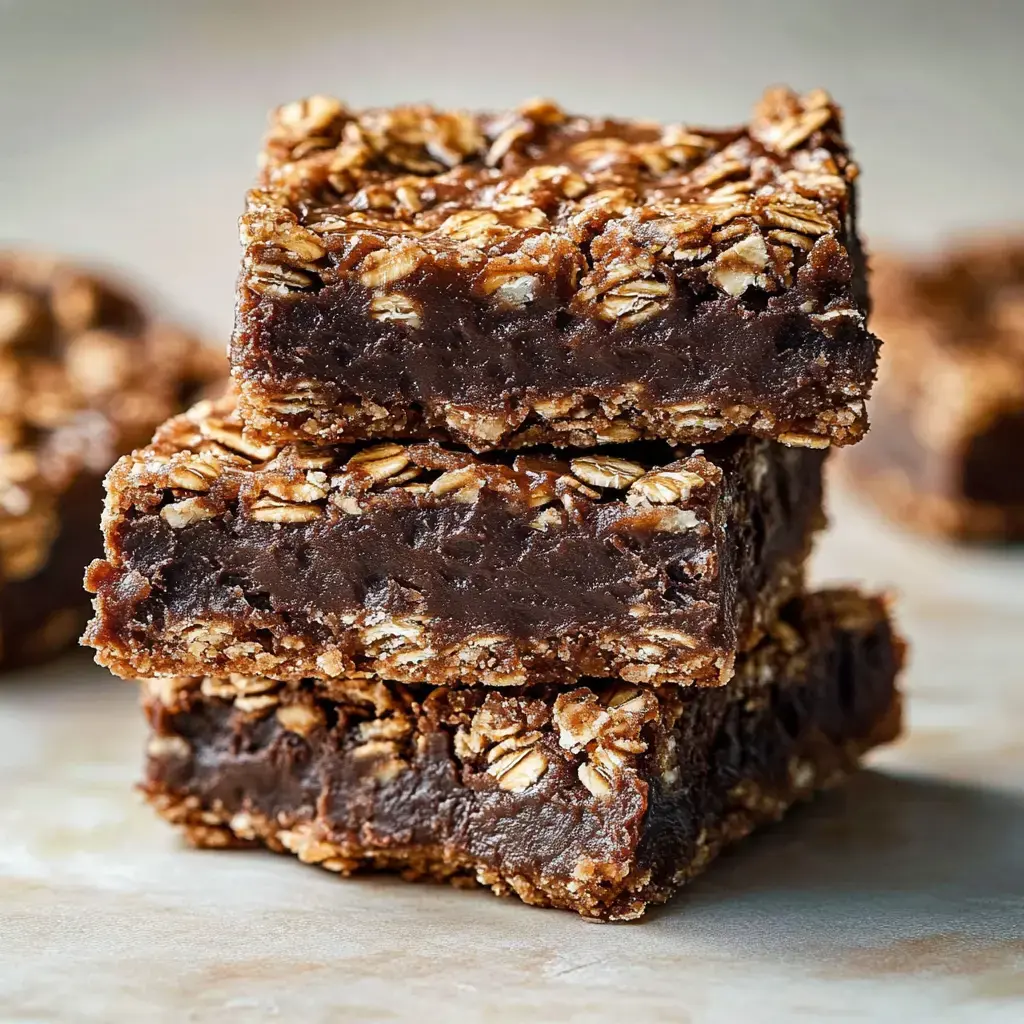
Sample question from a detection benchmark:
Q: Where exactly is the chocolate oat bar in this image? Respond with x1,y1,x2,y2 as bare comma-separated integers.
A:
232,87,876,452
0,253,223,666
142,589,903,921
843,241,1024,541
84,394,825,687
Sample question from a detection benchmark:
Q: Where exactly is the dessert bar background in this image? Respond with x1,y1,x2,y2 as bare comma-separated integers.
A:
840,242,1024,541
0,255,225,666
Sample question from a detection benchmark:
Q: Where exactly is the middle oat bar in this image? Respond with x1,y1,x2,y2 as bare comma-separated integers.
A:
84,394,825,688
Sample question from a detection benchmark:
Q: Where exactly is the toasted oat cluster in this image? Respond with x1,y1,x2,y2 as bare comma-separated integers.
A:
232,88,877,450
141,590,904,919
0,253,224,666
84,394,825,687
844,238,1024,540
249,89,855,305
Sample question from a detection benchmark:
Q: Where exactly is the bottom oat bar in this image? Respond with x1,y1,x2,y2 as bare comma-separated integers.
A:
142,589,903,921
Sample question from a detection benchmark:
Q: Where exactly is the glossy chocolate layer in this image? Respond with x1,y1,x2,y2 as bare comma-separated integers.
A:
143,590,904,920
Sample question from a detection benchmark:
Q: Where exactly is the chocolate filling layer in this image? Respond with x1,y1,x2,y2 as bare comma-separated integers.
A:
238,282,875,431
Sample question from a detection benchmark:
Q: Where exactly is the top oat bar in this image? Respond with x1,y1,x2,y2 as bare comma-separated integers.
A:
232,88,877,452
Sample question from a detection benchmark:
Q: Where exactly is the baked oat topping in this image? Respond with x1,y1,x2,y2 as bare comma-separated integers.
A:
241,88,858,322
107,396,733,525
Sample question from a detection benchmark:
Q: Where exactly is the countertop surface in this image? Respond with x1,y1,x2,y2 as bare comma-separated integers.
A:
2,488,1023,1023
1,2,1023,1020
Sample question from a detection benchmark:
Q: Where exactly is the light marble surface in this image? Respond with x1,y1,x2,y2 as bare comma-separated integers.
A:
1,1,1023,1020
1,489,1023,1023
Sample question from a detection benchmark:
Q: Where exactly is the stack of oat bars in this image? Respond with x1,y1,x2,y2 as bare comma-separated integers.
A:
84,87,904,920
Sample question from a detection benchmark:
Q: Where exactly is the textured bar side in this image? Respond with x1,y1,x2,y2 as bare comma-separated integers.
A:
142,590,903,920
84,397,825,686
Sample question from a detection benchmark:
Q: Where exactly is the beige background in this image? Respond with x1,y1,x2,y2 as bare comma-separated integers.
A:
1,1,1023,1021
2,0,1024,337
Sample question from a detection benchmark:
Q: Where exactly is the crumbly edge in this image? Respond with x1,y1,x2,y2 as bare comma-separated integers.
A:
142,710,896,921
97,627,716,687
236,385,866,452
142,582,873,718
841,461,1024,542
